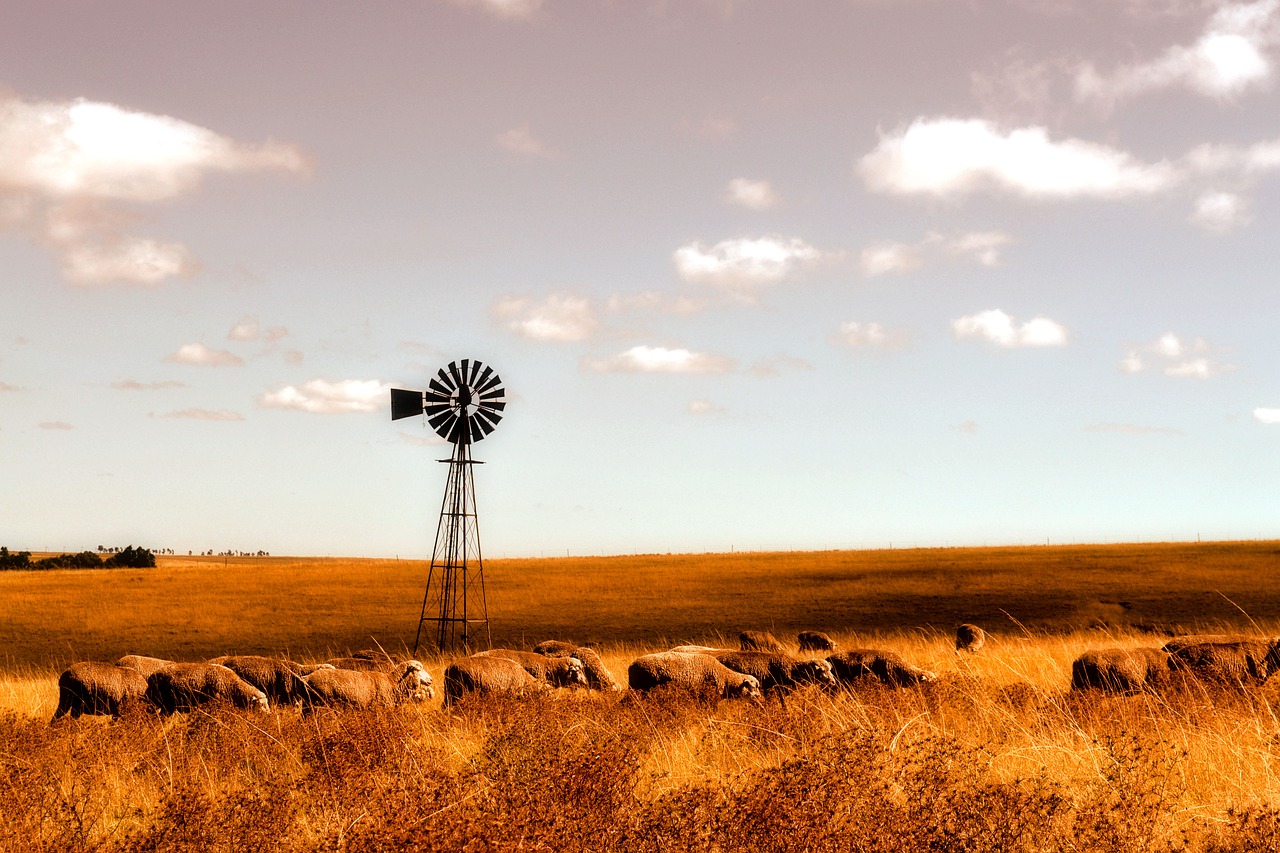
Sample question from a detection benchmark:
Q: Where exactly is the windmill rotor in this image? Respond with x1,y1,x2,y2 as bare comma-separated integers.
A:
395,358,506,446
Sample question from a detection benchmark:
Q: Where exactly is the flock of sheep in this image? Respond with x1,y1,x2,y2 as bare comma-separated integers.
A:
48,624,1280,723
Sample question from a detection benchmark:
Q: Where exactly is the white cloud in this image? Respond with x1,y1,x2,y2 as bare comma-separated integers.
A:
1120,333,1237,377
673,235,835,297
724,178,779,210
228,316,260,341
163,343,244,367
155,408,245,422
831,321,912,350
112,379,185,391
400,431,448,447
492,293,597,342
1254,407,1280,423
584,345,734,374
258,379,390,414
495,124,554,158
952,309,1068,347
0,91,309,286
449,0,543,20
1190,190,1253,232
1075,0,1280,106
858,118,1179,199
860,230,1013,277
687,398,726,415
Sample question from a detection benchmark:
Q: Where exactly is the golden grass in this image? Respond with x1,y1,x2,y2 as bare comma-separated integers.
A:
5,540,1280,850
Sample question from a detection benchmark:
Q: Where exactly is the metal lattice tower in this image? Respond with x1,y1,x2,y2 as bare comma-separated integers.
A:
389,359,505,654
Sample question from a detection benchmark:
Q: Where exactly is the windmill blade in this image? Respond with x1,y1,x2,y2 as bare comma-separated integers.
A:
459,358,471,387
468,359,483,387
389,388,425,421
447,361,465,390
427,409,456,436
477,372,503,394
475,402,504,421
471,414,496,436
436,368,457,392
425,379,452,401
447,416,469,445
424,403,450,420
472,407,501,429
474,364,494,390
479,399,506,412
479,387,505,402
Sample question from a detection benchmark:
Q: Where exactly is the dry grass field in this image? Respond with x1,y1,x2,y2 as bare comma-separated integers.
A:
3,540,1280,851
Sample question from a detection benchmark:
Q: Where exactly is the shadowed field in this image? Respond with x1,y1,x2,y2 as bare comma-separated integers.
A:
2,540,1279,669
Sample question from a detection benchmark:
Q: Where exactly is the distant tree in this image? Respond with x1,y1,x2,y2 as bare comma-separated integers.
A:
0,547,33,570
34,551,103,570
104,546,156,568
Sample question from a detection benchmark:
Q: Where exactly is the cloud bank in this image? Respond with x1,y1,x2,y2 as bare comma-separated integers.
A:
258,379,390,414
952,309,1068,347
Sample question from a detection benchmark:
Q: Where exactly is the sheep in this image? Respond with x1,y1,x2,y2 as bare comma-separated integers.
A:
327,656,401,673
145,663,270,714
301,660,434,714
827,649,937,688
442,656,545,706
1165,638,1280,686
528,643,623,691
208,655,313,706
473,649,588,689
115,654,175,677
711,650,838,693
797,631,838,653
669,644,726,654
1161,634,1249,655
51,662,149,722
955,624,985,654
739,630,787,653
628,652,763,700
1070,648,1171,693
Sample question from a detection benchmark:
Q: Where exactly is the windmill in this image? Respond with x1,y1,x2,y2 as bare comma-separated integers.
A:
390,358,506,654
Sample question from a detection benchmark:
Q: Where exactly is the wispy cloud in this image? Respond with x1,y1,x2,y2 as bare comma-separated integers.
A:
584,345,734,374
38,421,74,430
1082,422,1184,435
858,118,1178,199
0,381,20,392
492,293,598,342
831,321,913,350
952,309,1069,348
258,379,390,414
673,235,838,298
154,408,245,421
495,124,555,158
399,431,448,447
724,178,779,210
112,379,186,391
0,90,309,286
687,398,727,415
449,0,543,20
164,343,244,367
1120,332,1237,378
1075,0,1280,107
1190,190,1253,232
1254,407,1280,423
749,354,813,378
860,231,1013,276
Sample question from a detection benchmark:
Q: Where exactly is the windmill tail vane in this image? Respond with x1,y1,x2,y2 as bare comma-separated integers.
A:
390,359,505,655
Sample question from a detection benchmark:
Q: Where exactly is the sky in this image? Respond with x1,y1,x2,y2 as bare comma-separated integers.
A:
1,0,1277,558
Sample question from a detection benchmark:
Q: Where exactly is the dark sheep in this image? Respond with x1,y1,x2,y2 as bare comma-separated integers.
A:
474,649,588,689
146,663,270,714
739,630,787,653
443,656,543,706
628,652,763,700
528,643,622,691
955,624,985,654
1165,639,1280,685
827,649,937,688
302,660,434,714
797,631,838,653
712,650,838,693
51,662,149,722
115,654,175,677
208,655,312,706
1071,647,1171,693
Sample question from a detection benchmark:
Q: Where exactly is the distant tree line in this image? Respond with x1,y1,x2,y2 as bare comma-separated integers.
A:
0,545,156,571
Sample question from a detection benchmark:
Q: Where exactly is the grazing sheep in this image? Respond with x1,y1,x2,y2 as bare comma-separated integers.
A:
302,660,434,714
473,649,588,689
1161,634,1249,655
297,662,336,676
797,631,838,653
208,655,312,706
955,624,985,654
1165,639,1280,686
327,656,401,673
51,662,149,722
1071,648,1171,693
628,652,763,700
146,663,270,714
529,643,623,691
712,650,838,693
115,654,175,677
827,649,937,688
443,656,543,706
669,644,725,654
532,639,578,657
739,630,787,653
